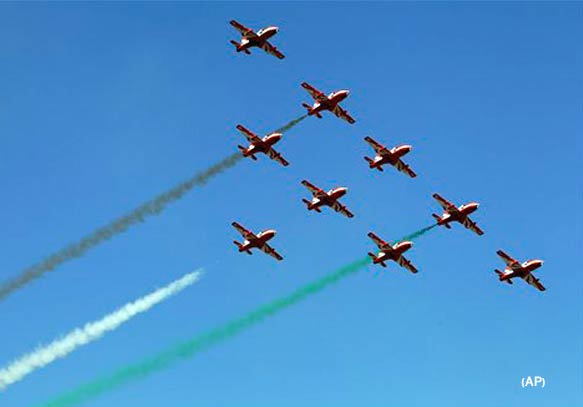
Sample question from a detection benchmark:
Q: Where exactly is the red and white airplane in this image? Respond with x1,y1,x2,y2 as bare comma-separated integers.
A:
432,193,484,236
364,136,417,178
236,124,289,166
367,232,418,273
301,180,354,218
229,20,285,59
495,250,545,291
300,82,355,124
232,222,283,261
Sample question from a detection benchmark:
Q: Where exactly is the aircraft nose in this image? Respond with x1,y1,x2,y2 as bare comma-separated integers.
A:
267,133,282,141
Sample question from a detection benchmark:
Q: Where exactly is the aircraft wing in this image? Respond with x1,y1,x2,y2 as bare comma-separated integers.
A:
364,136,386,154
261,41,285,59
332,104,356,124
432,193,456,211
232,222,256,240
496,250,519,267
462,217,484,236
266,147,289,166
260,243,284,261
523,273,546,291
236,125,261,143
301,82,327,102
230,20,256,37
301,180,324,196
331,201,354,218
394,159,417,178
397,255,418,274
367,232,390,250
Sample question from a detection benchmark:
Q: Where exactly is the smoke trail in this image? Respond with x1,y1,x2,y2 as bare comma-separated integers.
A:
33,258,366,407
33,226,434,407
273,114,307,133
397,224,437,243
0,270,203,391
0,116,307,303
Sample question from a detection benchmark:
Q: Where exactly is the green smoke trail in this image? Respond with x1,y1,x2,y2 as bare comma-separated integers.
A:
397,225,437,243
0,116,307,303
35,225,435,407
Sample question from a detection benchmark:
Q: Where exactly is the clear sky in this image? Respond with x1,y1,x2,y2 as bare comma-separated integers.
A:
0,2,580,406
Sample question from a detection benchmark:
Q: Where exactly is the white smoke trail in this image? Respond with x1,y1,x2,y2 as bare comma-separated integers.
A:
0,270,203,390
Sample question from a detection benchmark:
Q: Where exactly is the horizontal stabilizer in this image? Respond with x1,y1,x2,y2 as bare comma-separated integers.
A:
495,269,512,284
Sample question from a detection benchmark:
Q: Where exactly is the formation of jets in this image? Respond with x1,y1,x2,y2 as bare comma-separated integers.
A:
228,20,544,291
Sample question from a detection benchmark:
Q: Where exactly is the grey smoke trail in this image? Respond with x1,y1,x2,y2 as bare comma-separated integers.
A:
273,114,307,133
0,115,307,303
0,270,203,390
0,153,239,302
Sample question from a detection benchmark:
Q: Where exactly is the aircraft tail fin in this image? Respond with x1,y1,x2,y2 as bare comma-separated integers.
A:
238,146,258,160
301,103,321,117
364,156,383,171
368,252,386,267
230,40,251,54
233,241,252,255
495,269,512,284
302,199,322,212
432,214,451,229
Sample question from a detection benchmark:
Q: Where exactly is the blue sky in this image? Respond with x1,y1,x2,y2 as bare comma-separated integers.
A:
0,2,580,406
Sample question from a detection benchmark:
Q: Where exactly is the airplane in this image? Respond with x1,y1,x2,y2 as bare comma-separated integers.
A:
229,20,285,59
301,180,354,218
236,124,289,166
367,232,418,273
495,250,545,291
232,222,283,261
364,136,417,178
300,82,355,124
432,193,484,235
